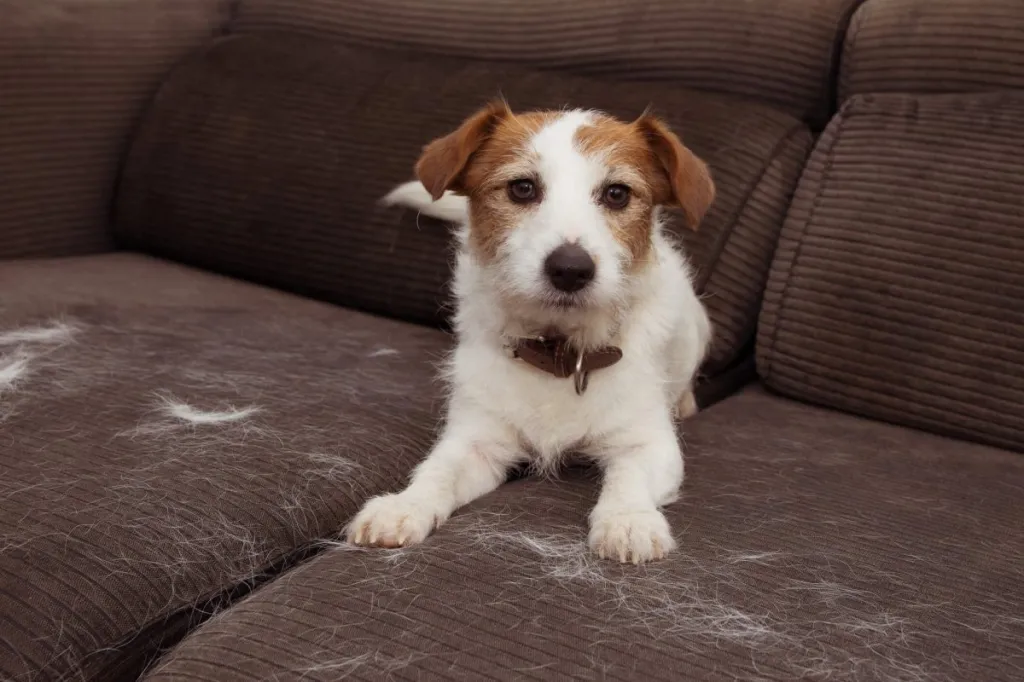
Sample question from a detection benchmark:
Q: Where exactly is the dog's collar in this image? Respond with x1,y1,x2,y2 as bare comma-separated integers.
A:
509,335,623,396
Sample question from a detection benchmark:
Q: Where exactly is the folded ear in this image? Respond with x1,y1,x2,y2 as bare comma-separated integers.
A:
634,114,715,230
415,100,511,200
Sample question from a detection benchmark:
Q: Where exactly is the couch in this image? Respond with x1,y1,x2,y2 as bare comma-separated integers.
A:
2,1,1022,680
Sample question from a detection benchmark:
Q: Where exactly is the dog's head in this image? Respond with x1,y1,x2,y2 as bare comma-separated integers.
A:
416,101,714,320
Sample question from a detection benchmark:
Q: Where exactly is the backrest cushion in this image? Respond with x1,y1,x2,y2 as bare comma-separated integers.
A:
0,0,229,259
115,34,812,375
758,93,1024,451
235,0,864,127
840,0,1024,103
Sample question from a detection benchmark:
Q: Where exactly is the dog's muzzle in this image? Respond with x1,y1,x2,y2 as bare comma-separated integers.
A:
510,335,623,395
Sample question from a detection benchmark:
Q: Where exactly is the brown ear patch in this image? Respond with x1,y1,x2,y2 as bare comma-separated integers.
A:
573,115,660,264
634,115,715,230
446,109,561,261
415,99,511,200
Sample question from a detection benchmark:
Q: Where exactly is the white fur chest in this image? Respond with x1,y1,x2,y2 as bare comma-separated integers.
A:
447,235,705,468
449,338,668,465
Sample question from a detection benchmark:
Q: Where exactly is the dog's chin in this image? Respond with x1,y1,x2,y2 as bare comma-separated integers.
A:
499,287,620,348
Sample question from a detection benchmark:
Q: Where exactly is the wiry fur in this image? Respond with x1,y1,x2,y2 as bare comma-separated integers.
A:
349,105,713,563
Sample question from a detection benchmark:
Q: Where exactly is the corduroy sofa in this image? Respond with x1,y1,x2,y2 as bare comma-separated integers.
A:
2,1,1022,680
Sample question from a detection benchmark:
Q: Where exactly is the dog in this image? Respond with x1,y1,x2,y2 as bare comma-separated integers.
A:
346,101,713,563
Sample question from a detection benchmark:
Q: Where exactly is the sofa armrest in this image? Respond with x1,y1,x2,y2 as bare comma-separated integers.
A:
0,0,231,260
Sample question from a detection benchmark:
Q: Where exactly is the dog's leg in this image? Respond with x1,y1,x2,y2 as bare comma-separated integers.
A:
346,415,519,548
588,417,682,564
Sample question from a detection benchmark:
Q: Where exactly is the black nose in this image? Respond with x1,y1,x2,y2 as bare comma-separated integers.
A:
544,243,596,293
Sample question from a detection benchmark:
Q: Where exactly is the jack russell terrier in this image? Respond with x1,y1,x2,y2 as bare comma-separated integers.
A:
347,101,713,563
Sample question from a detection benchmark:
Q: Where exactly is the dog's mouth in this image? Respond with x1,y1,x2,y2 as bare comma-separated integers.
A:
542,290,588,310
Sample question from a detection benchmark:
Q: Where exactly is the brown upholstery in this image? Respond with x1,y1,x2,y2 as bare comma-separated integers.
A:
143,386,1024,681
0,254,445,681
5,4,1024,681
114,34,811,375
840,0,1024,102
234,0,863,126
0,0,231,260
758,92,1024,452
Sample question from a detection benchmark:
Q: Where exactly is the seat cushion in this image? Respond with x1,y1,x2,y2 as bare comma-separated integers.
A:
235,0,863,126
114,34,812,376
0,254,445,681
758,92,1024,452
143,386,1024,681
840,0,1024,103
0,0,230,259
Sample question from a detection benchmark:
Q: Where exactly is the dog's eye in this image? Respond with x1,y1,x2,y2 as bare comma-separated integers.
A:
508,179,538,203
602,184,631,210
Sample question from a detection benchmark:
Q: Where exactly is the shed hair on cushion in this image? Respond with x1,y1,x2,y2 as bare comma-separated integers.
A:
0,321,78,346
0,351,32,394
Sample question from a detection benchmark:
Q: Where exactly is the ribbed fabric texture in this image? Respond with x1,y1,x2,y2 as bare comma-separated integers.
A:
114,34,810,375
234,0,862,127
145,386,1024,682
0,0,231,260
758,93,1024,452
0,254,443,681
840,0,1024,102
698,128,812,374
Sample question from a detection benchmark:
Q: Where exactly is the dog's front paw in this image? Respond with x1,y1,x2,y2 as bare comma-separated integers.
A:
588,509,676,564
346,493,440,548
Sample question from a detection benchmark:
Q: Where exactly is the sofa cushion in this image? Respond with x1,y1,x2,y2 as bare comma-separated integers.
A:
758,92,1024,452
143,386,1024,681
0,0,230,259
840,0,1024,102
0,254,444,681
114,34,812,376
235,0,863,126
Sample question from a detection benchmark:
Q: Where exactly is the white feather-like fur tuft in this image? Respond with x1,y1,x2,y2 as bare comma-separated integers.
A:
381,181,469,224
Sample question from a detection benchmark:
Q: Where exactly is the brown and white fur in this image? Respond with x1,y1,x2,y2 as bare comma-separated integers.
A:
346,102,713,563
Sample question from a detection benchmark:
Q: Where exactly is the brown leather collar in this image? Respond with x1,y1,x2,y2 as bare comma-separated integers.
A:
510,335,623,394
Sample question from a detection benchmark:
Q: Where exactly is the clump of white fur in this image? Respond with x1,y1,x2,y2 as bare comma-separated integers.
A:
0,321,77,346
118,393,269,444
0,320,79,419
0,351,32,394
161,397,261,425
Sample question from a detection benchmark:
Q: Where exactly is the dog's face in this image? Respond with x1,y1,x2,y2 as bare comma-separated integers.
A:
416,102,714,316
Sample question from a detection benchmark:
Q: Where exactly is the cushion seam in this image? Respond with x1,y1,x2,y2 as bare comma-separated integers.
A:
91,542,327,680
706,129,813,373
762,108,856,384
696,120,811,296
838,0,869,107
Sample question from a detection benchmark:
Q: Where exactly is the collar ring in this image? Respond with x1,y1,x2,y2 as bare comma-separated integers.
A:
573,351,590,396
